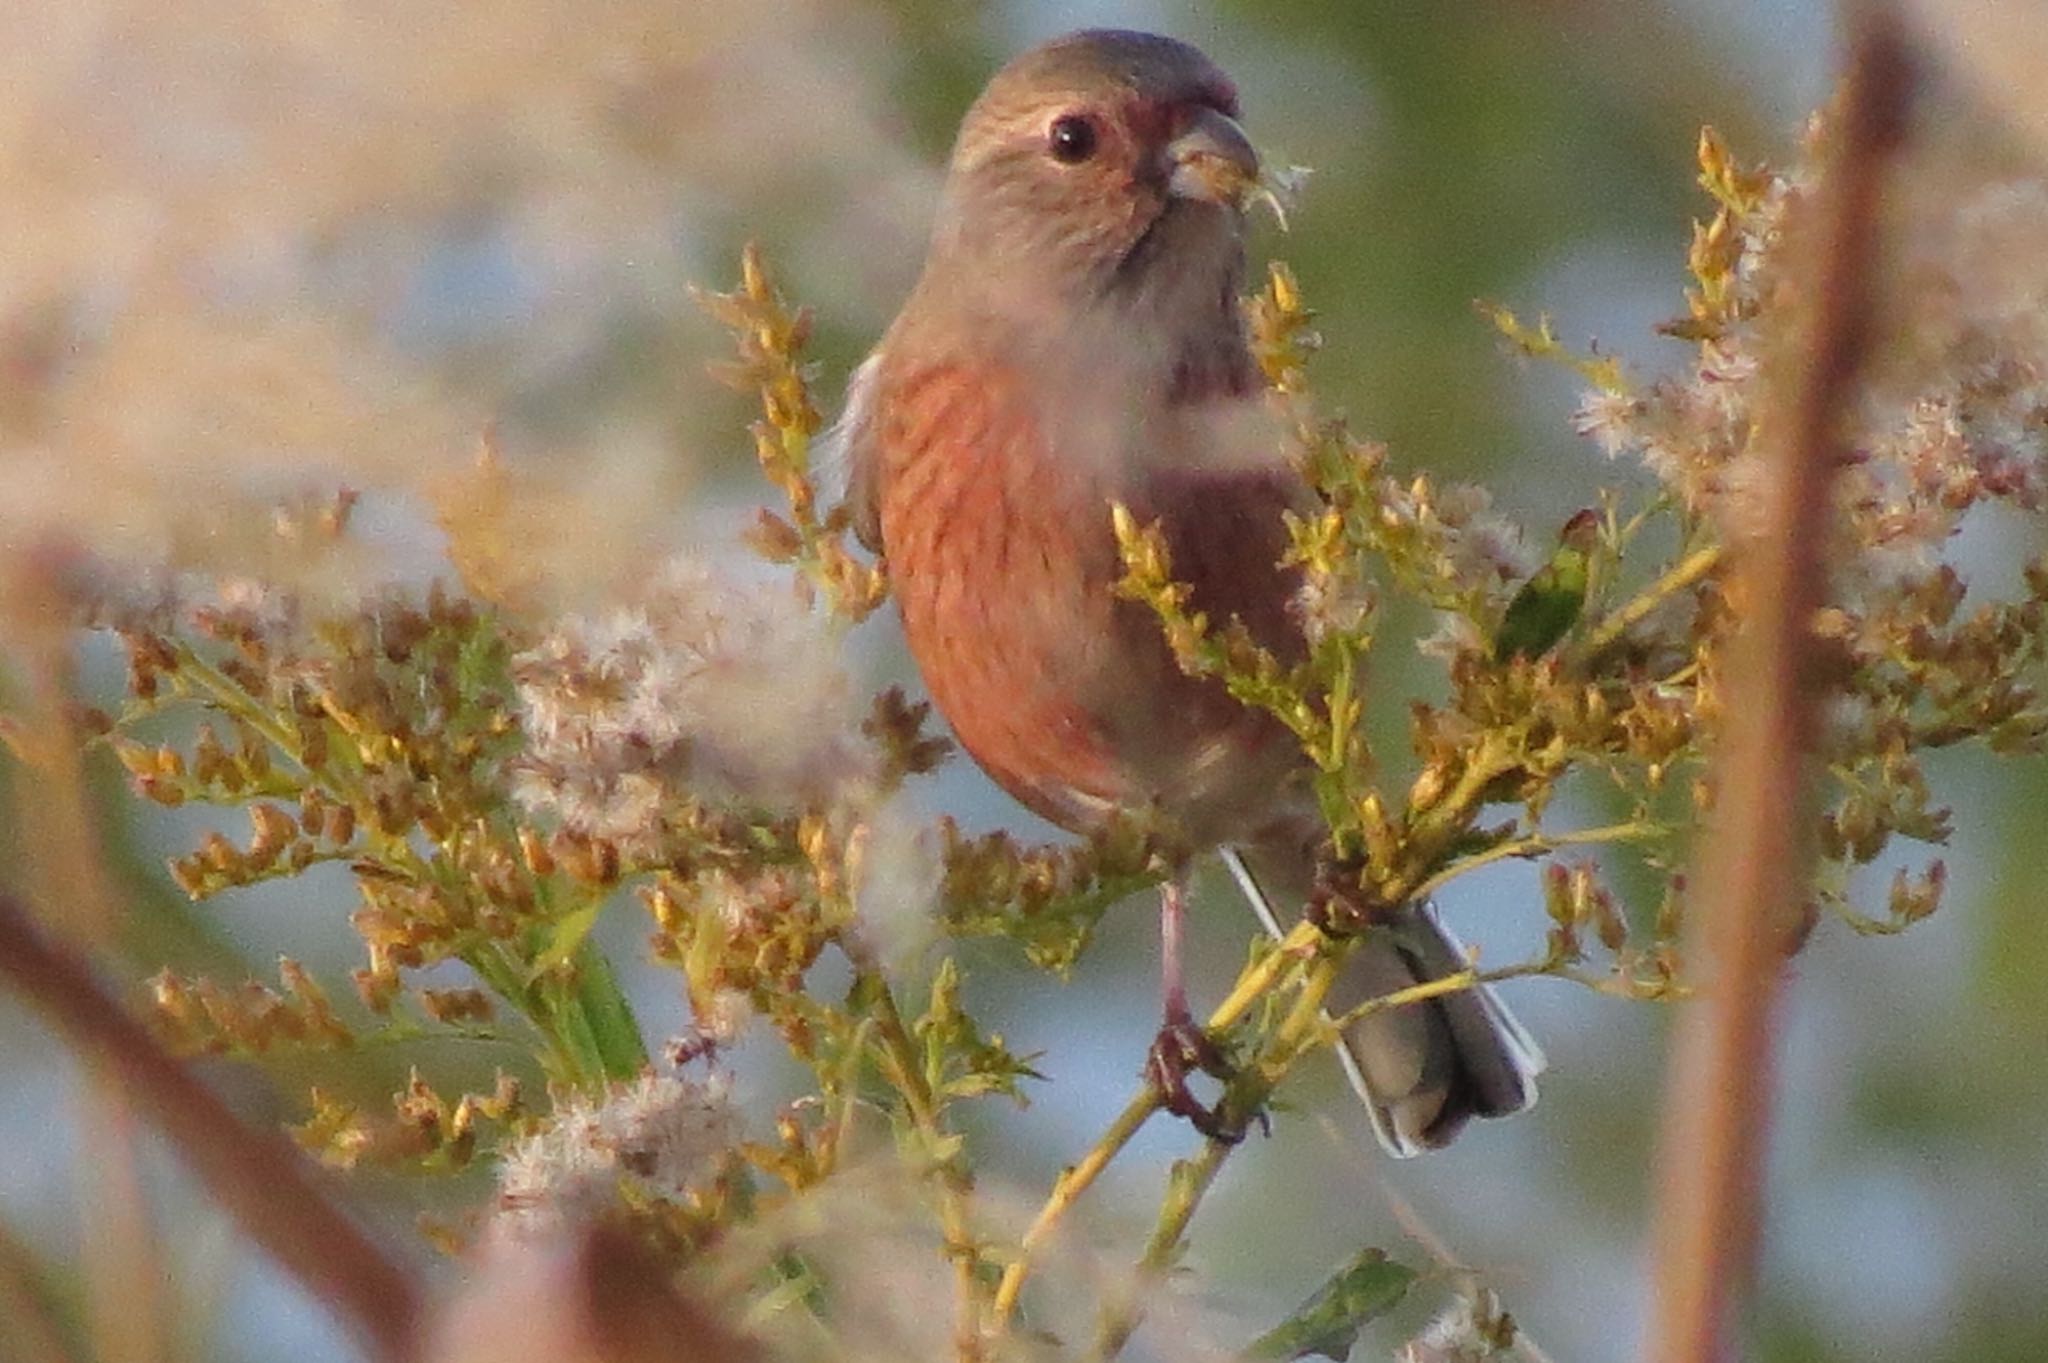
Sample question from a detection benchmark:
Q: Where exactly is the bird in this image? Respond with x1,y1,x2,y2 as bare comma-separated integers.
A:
826,28,1541,1154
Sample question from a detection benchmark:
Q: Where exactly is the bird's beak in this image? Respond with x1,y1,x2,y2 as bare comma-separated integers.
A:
1165,106,1260,208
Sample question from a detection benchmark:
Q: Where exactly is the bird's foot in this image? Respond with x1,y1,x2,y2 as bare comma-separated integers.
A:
1145,1016,1250,1144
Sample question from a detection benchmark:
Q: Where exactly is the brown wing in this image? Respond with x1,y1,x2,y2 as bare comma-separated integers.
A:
1138,463,1309,670
1112,462,1314,834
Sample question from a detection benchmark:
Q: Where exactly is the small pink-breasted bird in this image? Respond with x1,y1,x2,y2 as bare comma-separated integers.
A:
830,29,1541,1153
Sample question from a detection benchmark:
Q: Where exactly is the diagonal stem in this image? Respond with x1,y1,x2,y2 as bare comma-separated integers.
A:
987,919,1319,1332
1646,11,1912,1362
0,891,422,1363
856,968,987,1361
0,1213,84,1363
1580,543,1725,660
993,743,1536,1336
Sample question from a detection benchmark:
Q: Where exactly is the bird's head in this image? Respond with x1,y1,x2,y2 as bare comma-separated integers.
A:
924,30,1259,318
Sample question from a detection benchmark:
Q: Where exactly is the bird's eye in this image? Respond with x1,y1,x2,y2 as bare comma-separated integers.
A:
1046,114,1099,164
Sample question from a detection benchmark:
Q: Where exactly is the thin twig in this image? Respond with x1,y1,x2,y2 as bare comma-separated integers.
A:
990,1087,1159,1324
1086,942,1353,1359
1581,543,1725,661
995,968,1502,1333
988,914,1330,1333
1645,11,1912,1363
7,560,170,1363
859,971,987,1362
0,891,423,1363
1086,1138,1232,1363
1311,1117,1564,1363
994,742,1538,1338
0,1213,85,1363
1409,820,1669,900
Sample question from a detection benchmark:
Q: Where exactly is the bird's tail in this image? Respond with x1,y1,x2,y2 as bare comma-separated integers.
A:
1221,844,1543,1157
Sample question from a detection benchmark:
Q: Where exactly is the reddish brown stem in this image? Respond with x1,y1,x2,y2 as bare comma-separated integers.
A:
1646,11,1912,1363
0,891,423,1362
0,1213,84,1363
6,558,170,1363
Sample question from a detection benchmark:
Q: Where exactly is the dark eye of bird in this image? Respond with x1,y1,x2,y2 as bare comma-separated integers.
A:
1046,114,1098,164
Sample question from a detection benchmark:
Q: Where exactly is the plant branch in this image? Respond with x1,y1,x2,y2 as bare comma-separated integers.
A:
990,1085,1159,1325
0,890,423,1363
1087,1139,1231,1363
858,968,987,1362
10,567,171,1363
1646,11,1912,1363
0,1213,84,1363
1087,939,1373,1360
1409,820,1671,900
988,915,1322,1336
994,739,1542,1336
1581,543,1726,661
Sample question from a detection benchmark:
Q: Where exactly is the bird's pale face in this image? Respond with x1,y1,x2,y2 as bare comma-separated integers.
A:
926,31,1261,316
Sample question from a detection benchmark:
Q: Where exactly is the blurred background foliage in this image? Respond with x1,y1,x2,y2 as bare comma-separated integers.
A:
1,1,2045,1361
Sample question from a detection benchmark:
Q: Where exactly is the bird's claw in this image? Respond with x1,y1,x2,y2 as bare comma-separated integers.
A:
1146,1017,1250,1144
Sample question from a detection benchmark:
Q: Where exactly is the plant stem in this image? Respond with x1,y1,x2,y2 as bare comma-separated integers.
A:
1324,967,1481,1034
1580,543,1726,660
177,634,650,1090
1088,961,1518,1361
1087,1141,1231,1363
1209,919,1326,1025
1086,949,1346,1359
1409,820,1670,900
990,1087,1159,1324
0,1206,86,1363
465,943,587,1087
171,642,319,775
0,891,422,1362
12,579,171,1363
859,970,987,1362
1646,12,1910,1363
994,743,1542,1336
989,908,1337,1332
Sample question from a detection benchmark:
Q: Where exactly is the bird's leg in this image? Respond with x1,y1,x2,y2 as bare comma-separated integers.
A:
1159,873,1193,1020
1144,876,1243,1143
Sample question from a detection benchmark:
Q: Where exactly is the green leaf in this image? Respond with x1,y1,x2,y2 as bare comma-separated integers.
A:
1494,508,1599,662
571,938,651,1080
533,900,605,977
1244,1249,1419,1361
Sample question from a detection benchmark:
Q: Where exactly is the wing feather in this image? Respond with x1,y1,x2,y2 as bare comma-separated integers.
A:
816,351,885,552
